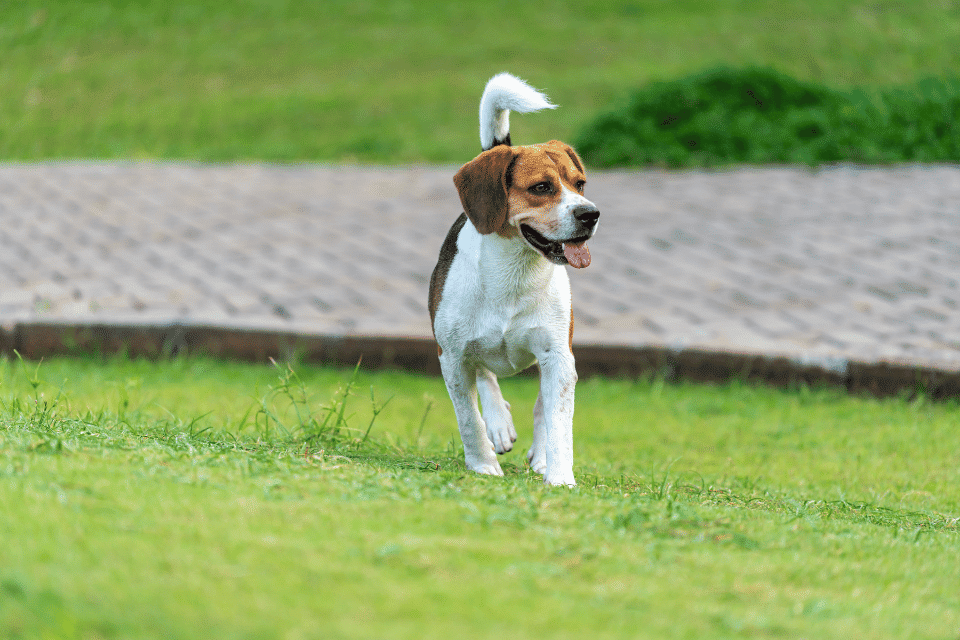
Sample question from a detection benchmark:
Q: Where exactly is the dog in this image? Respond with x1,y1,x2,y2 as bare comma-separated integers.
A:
428,73,600,486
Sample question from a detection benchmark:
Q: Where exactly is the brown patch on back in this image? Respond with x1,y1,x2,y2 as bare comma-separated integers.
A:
569,306,575,351
428,213,468,331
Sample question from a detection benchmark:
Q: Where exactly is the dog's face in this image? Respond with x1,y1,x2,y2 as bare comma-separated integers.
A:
453,141,599,268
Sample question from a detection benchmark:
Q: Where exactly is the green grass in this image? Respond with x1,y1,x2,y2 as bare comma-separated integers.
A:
1,355,958,639
3,0,960,163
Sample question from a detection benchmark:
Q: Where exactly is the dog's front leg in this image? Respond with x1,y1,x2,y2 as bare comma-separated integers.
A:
439,356,503,476
536,352,577,486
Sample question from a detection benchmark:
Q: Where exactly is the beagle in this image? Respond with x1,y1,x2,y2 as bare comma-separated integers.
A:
428,74,599,486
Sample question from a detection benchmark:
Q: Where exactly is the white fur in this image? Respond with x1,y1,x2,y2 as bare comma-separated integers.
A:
479,73,556,151
434,223,578,486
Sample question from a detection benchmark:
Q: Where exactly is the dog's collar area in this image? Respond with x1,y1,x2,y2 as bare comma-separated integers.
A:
520,224,591,266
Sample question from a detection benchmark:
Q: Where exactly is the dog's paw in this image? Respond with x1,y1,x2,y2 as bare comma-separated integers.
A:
467,460,503,476
464,447,503,476
543,470,576,487
526,444,547,475
486,417,517,455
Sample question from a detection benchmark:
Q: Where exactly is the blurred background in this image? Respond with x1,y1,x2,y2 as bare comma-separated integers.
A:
4,0,960,166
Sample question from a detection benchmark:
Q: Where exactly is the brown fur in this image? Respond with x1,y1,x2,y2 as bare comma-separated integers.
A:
452,146,516,235
428,213,468,329
453,141,586,237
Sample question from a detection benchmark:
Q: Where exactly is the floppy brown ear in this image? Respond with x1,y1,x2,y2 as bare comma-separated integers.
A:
453,145,516,234
544,140,586,174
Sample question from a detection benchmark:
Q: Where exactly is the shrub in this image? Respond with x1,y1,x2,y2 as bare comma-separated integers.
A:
574,66,960,168
871,77,960,163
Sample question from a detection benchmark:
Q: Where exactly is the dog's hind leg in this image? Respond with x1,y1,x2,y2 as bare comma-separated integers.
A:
477,367,517,454
527,391,547,475
440,357,503,476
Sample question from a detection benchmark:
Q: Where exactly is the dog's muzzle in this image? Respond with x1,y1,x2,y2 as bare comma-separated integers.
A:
521,204,599,269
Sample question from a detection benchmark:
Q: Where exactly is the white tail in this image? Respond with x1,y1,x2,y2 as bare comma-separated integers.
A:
478,73,556,151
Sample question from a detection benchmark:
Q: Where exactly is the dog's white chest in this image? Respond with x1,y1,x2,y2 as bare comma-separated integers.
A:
464,304,541,377
434,225,571,378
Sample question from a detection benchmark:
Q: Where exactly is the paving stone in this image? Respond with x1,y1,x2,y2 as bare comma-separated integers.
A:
0,162,959,373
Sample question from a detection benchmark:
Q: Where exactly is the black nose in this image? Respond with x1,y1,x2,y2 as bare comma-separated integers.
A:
574,205,600,227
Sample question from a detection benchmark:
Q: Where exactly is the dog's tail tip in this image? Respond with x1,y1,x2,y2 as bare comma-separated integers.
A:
479,73,556,151
485,73,557,111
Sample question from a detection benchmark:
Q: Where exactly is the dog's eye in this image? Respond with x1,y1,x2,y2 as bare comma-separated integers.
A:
529,182,552,194
575,180,586,193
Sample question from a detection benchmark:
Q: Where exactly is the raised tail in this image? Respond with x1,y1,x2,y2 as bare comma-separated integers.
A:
478,73,556,151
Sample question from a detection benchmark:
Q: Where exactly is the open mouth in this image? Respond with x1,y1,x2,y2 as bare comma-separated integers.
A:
520,224,592,268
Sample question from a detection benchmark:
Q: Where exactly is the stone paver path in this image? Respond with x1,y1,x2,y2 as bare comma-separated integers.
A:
2,162,958,374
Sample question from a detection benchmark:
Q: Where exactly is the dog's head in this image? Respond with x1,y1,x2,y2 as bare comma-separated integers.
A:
453,141,599,268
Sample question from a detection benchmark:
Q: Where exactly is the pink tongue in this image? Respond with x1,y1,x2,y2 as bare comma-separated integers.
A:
563,242,591,269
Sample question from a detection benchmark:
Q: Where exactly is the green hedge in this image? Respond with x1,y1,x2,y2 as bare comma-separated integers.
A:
574,67,960,168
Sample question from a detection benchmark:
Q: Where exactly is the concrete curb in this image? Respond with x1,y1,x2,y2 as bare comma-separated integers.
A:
3,321,958,400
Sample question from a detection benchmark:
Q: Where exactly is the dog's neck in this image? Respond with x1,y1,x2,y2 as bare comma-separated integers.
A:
475,229,556,300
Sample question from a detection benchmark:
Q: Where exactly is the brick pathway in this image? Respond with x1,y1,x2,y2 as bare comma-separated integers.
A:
1,162,959,379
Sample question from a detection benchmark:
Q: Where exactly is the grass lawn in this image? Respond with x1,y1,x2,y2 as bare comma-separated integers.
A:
3,0,960,163
1,355,958,639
